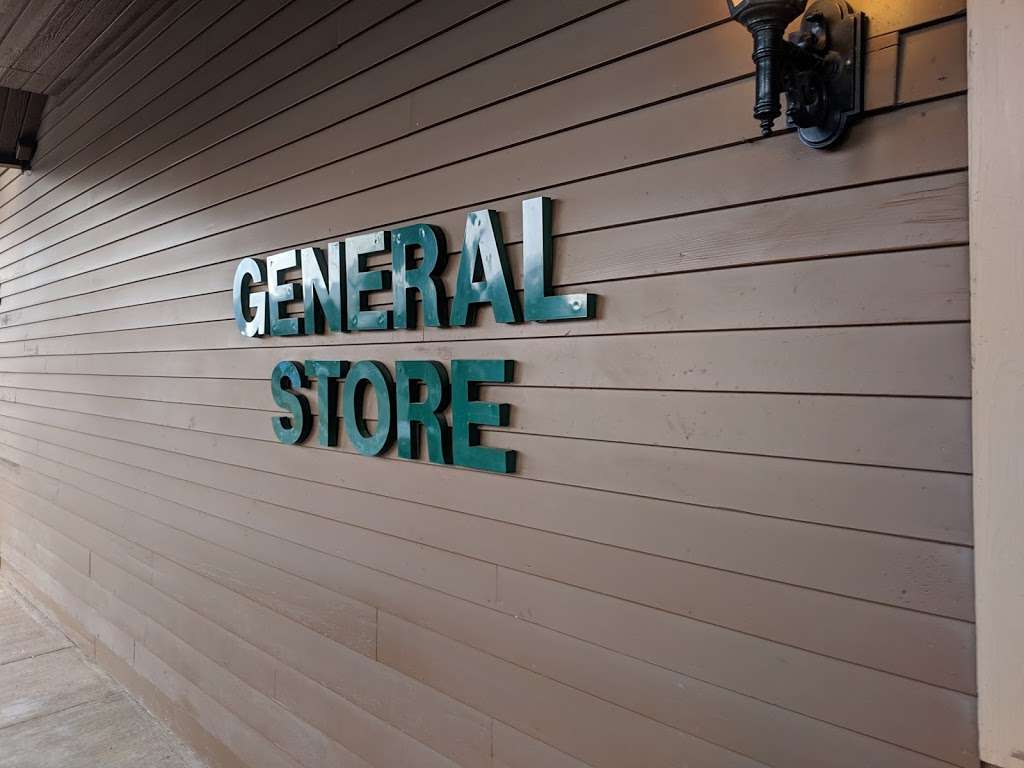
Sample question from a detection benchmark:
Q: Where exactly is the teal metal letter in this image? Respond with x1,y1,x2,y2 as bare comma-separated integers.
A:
271,361,311,444
391,224,448,329
343,360,396,455
450,210,521,326
396,360,451,464
345,232,392,331
233,257,267,337
304,360,346,446
451,359,516,473
522,197,595,321
302,245,343,334
267,250,301,336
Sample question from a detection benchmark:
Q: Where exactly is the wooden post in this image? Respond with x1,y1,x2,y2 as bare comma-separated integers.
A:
969,1,1024,765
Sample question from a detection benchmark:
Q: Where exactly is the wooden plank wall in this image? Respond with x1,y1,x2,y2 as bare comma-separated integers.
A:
0,2,973,767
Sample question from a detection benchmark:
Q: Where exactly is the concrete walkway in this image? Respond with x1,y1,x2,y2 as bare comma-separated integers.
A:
0,572,204,768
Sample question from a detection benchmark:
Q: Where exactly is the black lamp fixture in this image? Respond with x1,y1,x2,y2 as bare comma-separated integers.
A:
726,0,865,149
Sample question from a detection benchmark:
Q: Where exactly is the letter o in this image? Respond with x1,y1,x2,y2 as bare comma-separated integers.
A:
343,361,396,455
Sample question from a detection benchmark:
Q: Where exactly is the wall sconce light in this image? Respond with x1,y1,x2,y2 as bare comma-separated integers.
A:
726,0,864,149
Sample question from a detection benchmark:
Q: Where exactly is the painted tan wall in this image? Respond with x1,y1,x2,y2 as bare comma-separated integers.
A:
969,0,1024,765
0,2,975,767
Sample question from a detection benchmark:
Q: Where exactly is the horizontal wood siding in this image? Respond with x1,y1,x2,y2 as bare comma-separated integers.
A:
0,2,974,767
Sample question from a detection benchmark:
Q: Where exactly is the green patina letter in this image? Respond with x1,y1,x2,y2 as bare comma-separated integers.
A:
302,245,344,334
267,250,302,336
391,224,448,329
342,360,395,455
451,359,515,473
522,197,594,322
304,360,346,447
450,210,521,326
271,361,311,444
396,360,451,464
345,232,392,331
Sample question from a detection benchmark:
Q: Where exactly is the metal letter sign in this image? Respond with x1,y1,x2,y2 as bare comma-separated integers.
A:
392,225,448,329
241,198,596,473
396,361,451,464
451,209,521,326
233,258,267,337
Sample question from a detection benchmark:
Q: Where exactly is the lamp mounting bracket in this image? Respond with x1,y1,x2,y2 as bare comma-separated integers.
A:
727,0,865,149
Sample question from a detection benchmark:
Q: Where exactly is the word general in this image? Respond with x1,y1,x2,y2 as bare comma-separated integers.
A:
233,197,595,336
238,197,598,474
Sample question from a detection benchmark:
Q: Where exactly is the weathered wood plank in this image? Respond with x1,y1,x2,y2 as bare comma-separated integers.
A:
0,171,968,332
0,321,972,399
0,0,604,245
0,400,975,621
2,493,495,768
0,0,964,246
0,430,978,695
2,474,384,660
496,569,978,766
898,16,967,103
0,249,972,365
0,11,966,304
0,0,709,268
4,0,240,186
0,92,968,317
0,374,973,537
0,368,972,473
380,611,774,768
17,0,168,96
0,73,968,305
21,517,950,768
34,0,195,123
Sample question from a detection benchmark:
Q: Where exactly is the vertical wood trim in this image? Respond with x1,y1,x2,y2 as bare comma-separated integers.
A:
969,1,1024,765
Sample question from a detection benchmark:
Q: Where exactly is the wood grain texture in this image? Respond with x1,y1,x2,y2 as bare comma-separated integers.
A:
0,0,713,285
0,0,652,265
36,0,198,124
0,169,968,332
0,2,976,767
0,0,187,100
0,0,598,237
0,367,973,472
0,428,978,694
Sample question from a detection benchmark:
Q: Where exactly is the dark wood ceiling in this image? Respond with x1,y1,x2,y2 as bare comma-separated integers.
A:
0,0,176,96
0,0,177,168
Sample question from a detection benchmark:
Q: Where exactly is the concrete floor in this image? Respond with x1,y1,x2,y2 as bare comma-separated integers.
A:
0,572,205,768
